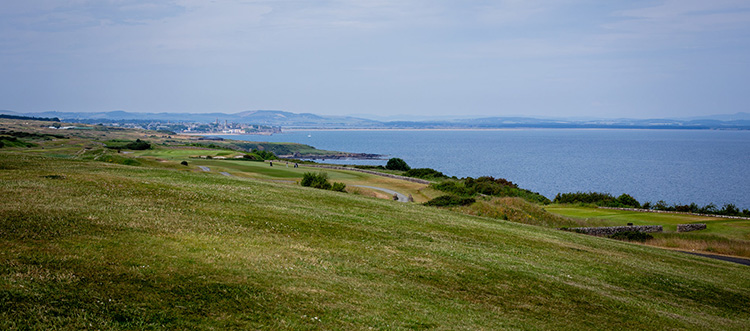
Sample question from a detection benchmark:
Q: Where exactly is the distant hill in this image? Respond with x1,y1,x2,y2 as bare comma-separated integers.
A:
4,110,749,130
11,110,383,128
682,112,750,121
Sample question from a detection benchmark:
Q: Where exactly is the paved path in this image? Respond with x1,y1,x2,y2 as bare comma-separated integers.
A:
352,185,409,203
198,166,210,172
681,251,750,266
219,172,232,177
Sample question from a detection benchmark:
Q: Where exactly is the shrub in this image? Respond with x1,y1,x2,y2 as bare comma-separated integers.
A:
301,172,332,190
105,139,151,150
385,158,410,171
180,161,188,166
0,137,36,148
404,168,448,180
553,191,640,208
124,139,151,150
353,165,386,170
424,195,476,207
300,172,346,193
609,231,653,242
616,194,641,208
432,177,550,204
331,182,346,192
251,149,277,160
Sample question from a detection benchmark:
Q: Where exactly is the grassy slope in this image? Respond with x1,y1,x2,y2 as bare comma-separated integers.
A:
2,152,750,330
547,205,750,258
1,119,434,202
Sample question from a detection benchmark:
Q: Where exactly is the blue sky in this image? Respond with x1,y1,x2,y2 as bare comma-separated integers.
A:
1,0,749,119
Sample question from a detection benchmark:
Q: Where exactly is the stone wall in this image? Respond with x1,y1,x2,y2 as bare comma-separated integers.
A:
301,164,431,185
677,223,707,232
567,225,663,236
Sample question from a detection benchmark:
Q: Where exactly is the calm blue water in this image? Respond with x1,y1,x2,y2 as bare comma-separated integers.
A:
215,129,750,209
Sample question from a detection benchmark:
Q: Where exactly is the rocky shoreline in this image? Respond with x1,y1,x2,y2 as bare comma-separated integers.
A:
281,152,384,160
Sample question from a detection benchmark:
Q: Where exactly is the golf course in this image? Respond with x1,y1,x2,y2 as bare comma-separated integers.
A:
1,119,748,330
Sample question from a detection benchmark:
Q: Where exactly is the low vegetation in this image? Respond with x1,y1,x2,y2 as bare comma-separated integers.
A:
423,195,475,207
645,200,750,217
404,167,448,180
554,191,641,208
237,148,278,161
554,191,750,217
385,157,410,171
433,176,551,204
104,139,152,150
0,136,36,148
300,172,346,192
609,231,654,242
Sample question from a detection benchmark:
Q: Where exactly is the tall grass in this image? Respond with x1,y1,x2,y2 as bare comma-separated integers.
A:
648,233,750,257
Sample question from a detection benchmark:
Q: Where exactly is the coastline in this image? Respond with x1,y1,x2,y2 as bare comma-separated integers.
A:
180,127,749,135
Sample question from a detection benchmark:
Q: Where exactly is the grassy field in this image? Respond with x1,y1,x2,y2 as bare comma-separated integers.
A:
1,119,436,202
547,205,750,258
2,120,750,329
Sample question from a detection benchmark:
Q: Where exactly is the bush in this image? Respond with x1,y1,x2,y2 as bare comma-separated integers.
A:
331,182,346,192
300,172,346,193
180,161,188,166
609,231,653,242
404,168,448,180
616,194,641,208
105,139,151,150
124,139,151,150
353,165,386,170
0,137,36,148
553,192,640,208
301,172,332,190
385,158,410,171
251,149,277,160
424,195,476,207
646,201,749,217
432,177,550,204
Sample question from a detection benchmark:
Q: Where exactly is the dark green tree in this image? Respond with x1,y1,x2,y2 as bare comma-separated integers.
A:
616,194,641,208
385,158,410,171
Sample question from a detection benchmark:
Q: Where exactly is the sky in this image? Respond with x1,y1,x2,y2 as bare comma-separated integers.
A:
1,0,749,119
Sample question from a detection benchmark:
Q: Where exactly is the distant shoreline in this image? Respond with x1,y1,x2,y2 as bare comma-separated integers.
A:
185,126,750,136
280,127,747,133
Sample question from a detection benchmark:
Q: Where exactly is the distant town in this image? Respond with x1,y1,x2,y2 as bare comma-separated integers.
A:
66,118,282,135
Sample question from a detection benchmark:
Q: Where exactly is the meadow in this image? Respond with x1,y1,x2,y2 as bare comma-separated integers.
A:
2,120,749,329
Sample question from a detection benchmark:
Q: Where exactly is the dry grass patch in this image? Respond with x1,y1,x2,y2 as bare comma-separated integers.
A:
647,235,750,258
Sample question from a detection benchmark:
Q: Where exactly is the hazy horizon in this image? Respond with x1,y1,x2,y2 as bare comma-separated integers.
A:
2,1,749,119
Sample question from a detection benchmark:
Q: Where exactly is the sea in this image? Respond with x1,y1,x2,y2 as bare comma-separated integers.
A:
213,129,750,209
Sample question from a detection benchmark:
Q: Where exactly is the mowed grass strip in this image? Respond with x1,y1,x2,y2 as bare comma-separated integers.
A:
1,153,749,330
